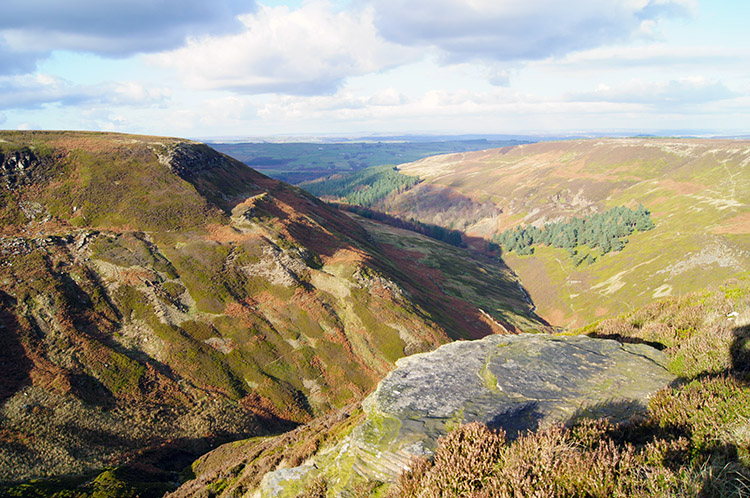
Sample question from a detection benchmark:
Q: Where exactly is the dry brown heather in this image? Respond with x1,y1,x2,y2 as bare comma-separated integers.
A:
0,131,541,489
388,275,750,498
388,138,750,327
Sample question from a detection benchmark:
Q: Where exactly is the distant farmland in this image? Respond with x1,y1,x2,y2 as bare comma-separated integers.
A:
209,139,531,183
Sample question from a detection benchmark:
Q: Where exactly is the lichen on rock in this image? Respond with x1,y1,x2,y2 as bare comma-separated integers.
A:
260,333,675,496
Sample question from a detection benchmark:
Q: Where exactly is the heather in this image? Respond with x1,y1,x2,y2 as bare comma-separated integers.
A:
389,275,750,498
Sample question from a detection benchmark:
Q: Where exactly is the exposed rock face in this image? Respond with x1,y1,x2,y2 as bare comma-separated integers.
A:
0,148,40,190
258,333,675,496
160,142,226,180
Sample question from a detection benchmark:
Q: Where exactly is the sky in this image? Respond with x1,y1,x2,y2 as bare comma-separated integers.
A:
0,0,748,139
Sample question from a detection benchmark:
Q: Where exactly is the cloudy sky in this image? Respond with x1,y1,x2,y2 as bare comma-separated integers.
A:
0,0,747,138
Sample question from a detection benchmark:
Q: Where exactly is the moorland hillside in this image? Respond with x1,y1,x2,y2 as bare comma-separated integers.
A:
174,274,750,497
0,131,541,493
369,138,750,326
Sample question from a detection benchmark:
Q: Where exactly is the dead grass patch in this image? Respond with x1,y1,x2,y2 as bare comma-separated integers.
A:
713,212,750,234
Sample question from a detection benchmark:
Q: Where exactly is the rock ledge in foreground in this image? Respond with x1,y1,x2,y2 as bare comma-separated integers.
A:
260,333,675,496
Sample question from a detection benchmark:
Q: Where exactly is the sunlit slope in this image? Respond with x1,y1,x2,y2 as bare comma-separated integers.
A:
394,139,750,326
0,131,540,482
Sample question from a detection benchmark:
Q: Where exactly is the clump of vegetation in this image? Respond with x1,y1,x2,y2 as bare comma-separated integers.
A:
392,419,705,498
301,165,421,207
297,476,328,498
0,465,176,498
493,204,655,257
389,275,750,497
179,405,365,498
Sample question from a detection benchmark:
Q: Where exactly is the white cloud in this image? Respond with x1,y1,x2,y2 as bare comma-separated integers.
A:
368,0,693,63
367,88,408,106
1,0,745,136
194,96,259,130
151,1,420,95
112,82,172,106
250,82,738,134
256,86,541,125
546,44,749,70
487,67,511,87
16,122,40,131
145,0,699,99
0,1,254,55
77,108,131,132
0,0,256,75
0,111,6,125
572,77,738,106
0,74,171,109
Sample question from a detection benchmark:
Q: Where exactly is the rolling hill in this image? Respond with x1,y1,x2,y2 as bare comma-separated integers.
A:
366,138,750,327
0,131,542,493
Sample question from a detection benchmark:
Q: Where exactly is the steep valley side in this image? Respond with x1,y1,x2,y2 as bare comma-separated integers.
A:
172,272,750,497
0,131,542,492
369,138,750,327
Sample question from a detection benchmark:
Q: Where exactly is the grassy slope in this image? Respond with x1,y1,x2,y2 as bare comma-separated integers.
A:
0,131,540,491
353,215,544,332
172,274,750,498
392,138,750,327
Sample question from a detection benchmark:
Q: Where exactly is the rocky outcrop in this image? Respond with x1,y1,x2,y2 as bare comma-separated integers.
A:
362,333,673,449
258,333,675,496
1,148,39,190
151,141,262,209
158,142,226,180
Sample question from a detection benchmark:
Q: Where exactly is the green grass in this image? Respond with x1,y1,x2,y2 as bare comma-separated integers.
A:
355,216,542,331
0,467,174,498
113,285,248,399
90,233,176,277
96,351,146,396
1,131,229,231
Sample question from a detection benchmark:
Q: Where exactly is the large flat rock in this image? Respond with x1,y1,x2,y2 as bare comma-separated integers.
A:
365,333,673,451
259,333,675,496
